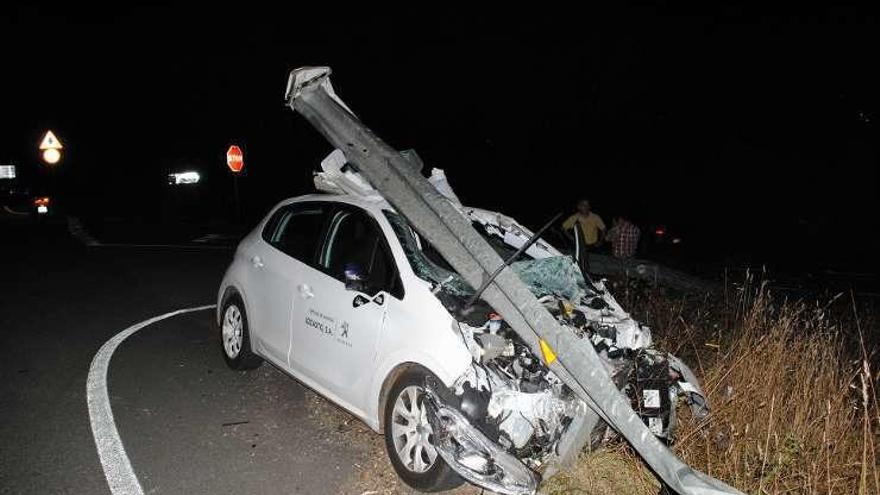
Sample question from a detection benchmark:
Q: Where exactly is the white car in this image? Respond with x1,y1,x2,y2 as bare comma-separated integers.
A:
216,156,709,495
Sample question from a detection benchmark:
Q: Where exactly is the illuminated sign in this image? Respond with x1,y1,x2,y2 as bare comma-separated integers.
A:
42,149,61,164
39,130,63,165
226,145,244,173
0,165,15,179
168,171,201,185
39,130,63,150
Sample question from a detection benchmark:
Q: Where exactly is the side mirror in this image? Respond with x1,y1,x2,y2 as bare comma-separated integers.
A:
344,262,368,292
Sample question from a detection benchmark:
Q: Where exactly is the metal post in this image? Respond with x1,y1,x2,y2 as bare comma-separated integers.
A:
232,173,241,225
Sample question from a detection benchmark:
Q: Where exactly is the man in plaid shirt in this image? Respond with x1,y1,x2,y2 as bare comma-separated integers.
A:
608,214,641,259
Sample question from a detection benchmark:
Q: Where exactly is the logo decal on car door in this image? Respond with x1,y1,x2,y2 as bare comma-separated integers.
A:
305,308,351,348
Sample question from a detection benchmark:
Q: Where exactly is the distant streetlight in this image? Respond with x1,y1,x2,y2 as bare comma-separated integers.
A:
39,130,63,165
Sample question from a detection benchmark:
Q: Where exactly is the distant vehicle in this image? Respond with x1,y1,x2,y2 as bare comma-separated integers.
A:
34,196,51,215
216,158,709,494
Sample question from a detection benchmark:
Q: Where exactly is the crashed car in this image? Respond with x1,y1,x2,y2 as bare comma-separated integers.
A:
216,142,709,493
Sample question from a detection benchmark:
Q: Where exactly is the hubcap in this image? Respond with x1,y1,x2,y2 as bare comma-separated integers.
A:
222,305,243,359
391,385,438,473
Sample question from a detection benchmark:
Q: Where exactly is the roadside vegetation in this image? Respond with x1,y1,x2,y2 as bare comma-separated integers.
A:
549,273,880,494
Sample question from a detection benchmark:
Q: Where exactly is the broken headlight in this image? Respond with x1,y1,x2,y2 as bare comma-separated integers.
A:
424,390,539,495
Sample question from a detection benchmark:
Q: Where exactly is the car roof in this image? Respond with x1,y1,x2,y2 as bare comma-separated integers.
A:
277,193,396,216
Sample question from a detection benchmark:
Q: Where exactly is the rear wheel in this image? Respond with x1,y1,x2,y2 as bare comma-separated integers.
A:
384,368,463,492
219,295,262,370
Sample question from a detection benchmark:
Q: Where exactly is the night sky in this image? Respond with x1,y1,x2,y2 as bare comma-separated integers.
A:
2,5,877,276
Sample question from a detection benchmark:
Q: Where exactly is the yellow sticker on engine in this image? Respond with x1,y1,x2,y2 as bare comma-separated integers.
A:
539,339,557,365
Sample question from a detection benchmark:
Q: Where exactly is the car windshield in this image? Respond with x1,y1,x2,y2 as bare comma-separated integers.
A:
384,211,591,302
384,210,476,296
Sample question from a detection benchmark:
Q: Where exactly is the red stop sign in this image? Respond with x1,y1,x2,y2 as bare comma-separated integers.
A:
226,145,244,173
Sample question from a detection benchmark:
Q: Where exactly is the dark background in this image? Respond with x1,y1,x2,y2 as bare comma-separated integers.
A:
1,5,877,279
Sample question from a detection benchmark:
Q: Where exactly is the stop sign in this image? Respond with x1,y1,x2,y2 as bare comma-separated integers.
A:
226,145,244,173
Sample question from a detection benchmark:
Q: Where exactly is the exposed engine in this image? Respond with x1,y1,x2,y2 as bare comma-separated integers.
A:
426,287,709,495
420,211,710,495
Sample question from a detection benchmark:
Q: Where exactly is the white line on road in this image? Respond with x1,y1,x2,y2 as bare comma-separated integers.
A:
87,305,215,495
95,243,233,250
3,205,29,216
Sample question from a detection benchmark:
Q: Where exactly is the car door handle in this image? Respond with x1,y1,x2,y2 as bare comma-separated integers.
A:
250,255,264,268
298,284,314,299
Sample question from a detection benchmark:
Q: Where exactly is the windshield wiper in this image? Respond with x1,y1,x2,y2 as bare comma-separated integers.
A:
465,212,562,308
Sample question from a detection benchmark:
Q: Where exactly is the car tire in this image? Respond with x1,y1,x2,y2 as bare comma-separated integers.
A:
383,368,463,492
219,295,262,370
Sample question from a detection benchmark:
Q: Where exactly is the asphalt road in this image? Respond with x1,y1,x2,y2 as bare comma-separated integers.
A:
0,217,365,494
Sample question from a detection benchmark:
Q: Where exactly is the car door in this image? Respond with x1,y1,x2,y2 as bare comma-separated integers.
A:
289,204,404,414
248,202,329,368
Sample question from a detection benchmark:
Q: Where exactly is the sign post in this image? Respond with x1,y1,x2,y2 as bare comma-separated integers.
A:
39,130,64,200
226,145,244,224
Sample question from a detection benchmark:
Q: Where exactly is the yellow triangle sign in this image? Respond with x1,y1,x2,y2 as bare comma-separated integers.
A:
39,130,63,150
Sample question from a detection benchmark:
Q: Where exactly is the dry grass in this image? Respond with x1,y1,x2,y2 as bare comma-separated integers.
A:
672,282,879,494
555,275,880,494
542,445,658,495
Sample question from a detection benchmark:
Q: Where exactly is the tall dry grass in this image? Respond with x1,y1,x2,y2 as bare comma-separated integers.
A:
549,276,879,494
670,280,879,494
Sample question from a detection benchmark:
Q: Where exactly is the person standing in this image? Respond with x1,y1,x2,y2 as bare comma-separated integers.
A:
608,214,641,259
562,199,606,273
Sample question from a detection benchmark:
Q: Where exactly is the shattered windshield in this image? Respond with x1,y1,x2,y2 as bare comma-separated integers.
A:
384,211,590,302
385,211,476,296
511,256,589,301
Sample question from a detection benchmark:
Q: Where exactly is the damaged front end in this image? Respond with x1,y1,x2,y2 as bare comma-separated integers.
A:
438,272,709,494
383,181,710,494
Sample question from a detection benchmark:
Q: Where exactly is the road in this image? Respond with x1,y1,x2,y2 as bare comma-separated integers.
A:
0,217,383,494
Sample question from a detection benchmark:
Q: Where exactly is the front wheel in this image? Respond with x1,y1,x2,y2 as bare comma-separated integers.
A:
384,368,463,492
219,295,262,370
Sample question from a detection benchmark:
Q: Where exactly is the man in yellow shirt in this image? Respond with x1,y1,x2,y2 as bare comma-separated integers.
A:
562,199,606,272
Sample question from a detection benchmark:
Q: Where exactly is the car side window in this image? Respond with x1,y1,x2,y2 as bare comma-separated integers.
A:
320,208,403,299
263,203,327,265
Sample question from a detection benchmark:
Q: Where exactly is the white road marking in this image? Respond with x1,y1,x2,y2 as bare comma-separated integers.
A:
87,305,215,495
3,205,29,216
96,243,232,250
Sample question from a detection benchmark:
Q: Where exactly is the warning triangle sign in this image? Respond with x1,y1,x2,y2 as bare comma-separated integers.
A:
39,131,63,150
